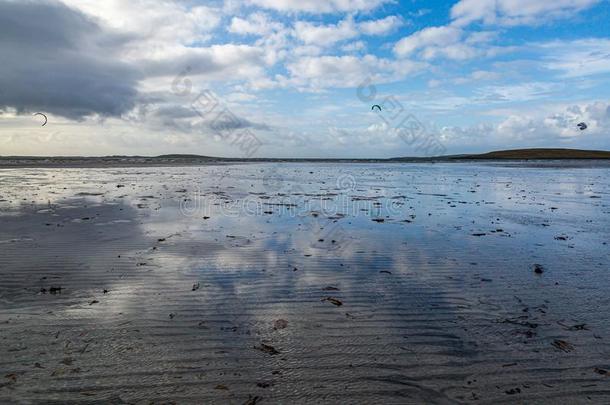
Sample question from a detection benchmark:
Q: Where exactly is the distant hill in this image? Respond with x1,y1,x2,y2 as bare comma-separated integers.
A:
153,148,610,161
156,154,216,159
389,148,610,161
456,148,610,160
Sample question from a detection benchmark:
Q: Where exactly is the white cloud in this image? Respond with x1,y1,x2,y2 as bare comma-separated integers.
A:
248,0,392,14
285,54,423,90
342,41,367,53
451,0,600,27
359,15,404,36
295,15,405,47
141,44,268,81
228,12,284,36
2,0,609,157
428,79,442,88
394,26,463,57
294,18,358,46
409,9,431,18
292,45,325,56
454,70,501,84
61,0,221,50
542,102,609,137
226,92,258,102
58,1,271,84
420,43,480,60
475,82,561,102
541,38,610,78
465,31,498,45
394,0,599,63
393,24,505,60
441,101,610,150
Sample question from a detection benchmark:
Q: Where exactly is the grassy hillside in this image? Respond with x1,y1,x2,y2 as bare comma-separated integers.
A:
460,148,610,160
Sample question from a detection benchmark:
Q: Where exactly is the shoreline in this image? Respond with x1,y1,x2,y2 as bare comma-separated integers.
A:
2,149,610,168
2,158,610,169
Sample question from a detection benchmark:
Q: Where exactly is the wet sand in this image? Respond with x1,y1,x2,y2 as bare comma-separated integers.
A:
1,163,609,404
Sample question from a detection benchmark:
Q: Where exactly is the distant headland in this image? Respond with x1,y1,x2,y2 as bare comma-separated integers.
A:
1,148,609,168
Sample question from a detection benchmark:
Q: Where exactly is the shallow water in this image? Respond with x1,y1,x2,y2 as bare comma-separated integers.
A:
1,162,609,404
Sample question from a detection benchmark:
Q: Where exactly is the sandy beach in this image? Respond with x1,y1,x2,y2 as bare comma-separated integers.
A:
1,162,609,404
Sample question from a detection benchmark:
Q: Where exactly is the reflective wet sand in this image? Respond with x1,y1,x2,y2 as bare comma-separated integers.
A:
1,163,609,403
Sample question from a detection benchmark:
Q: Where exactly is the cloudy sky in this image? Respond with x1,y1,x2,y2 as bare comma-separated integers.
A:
1,0,609,157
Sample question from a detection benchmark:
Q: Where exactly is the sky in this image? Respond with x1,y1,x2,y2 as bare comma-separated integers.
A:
0,0,609,158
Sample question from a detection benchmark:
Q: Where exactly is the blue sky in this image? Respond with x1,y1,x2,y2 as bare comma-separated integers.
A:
1,0,609,157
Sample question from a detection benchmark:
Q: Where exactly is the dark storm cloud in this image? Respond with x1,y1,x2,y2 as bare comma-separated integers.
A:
135,103,271,134
0,0,140,119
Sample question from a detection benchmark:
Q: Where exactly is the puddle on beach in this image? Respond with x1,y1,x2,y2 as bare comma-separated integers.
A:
1,163,609,403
